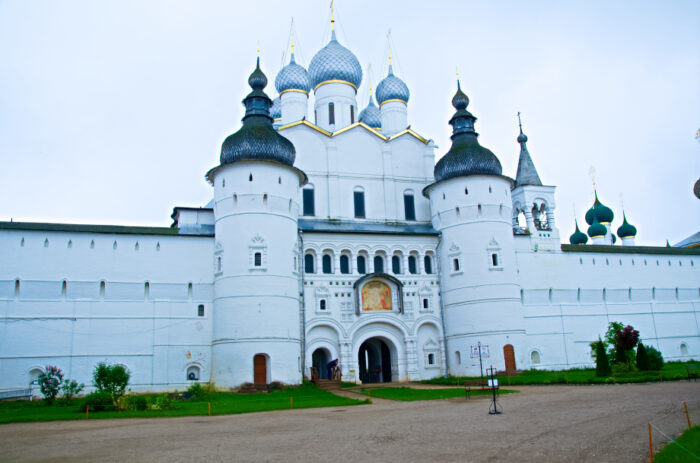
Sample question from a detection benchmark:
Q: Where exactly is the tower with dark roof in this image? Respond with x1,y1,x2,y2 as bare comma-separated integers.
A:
207,59,307,388
424,81,525,376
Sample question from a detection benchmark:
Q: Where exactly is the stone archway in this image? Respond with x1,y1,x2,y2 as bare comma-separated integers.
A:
311,347,331,379
358,337,396,383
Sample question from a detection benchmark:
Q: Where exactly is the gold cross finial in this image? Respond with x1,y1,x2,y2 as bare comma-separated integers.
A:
456,67,459,79
291,40,295,54
387,29,392,65
517,111,523,132
330,0,335,30
257,43,260,57
367,63,373,95
588,165,597,190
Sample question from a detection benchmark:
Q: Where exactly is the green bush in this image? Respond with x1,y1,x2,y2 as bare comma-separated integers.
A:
185,382,209,401
612,362,638,375
593,338,611,377
93,363,130,406
269,381,285,392
81,391,116,412
151,393,174,410
38,366,64,405
647,345,664,370
60,379,84,404
636,343,650,370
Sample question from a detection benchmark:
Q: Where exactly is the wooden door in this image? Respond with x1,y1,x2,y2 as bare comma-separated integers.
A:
503,344,516,371
253,354,267,384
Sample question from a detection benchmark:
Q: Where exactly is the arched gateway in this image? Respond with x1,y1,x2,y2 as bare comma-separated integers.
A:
358,337,398,383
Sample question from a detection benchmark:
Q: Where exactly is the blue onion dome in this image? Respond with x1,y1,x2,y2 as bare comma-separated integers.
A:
433,81,503,183
270,96,281,120
569,220,588,245
375,64,409,105
359,94,381,128
220,58,295,167
617,212,637,238
587,215,607,239
308,31,363,91
274,51,311,94
584,191,615,225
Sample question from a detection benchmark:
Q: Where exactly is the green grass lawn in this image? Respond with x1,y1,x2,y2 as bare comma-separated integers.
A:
420,361,698,386
655,426,700,462
359,387,517,401
0,383,366,424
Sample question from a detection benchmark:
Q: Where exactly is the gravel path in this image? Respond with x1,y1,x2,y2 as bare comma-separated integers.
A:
1,382,698,463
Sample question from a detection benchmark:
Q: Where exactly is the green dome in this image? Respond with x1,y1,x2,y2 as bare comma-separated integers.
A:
587,216,607,239
617,213,637,238
569,220,588,245
584,191,614,225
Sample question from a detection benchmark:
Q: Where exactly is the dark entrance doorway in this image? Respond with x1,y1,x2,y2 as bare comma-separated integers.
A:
253,354,267,384
503,344,516,372
358,338,393,383
312,348,330,379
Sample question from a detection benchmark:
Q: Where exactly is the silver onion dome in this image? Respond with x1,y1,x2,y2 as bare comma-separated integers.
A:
376,64,409,104
274,52,311,94
308,31,362,90
270,97,281,120
359,94,381,128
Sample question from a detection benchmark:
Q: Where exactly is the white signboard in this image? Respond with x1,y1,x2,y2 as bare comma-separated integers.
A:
488,379,499,387
470,345,489,358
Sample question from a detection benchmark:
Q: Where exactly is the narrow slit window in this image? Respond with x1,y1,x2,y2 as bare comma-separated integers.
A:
303,188,315,216
340,255,350,274
404,193,415,221
304,254,315,274
350,105,354,124
424,256,433,274
492,253,498,266
254,252,262,267
328,102,335,125
357,255,367,274
198,304,205,317
453,258,460,271
320,299,326,311
428,353,435,365
354,190,365,218
100,281,106,297
408,256,417,274
423,298,429,309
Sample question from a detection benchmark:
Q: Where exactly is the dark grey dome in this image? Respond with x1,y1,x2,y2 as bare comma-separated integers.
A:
220,58,295,167
433,81,502,183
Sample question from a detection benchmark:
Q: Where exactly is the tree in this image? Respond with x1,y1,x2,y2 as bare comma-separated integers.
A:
615,325,640,367
593,337,611,377
646,345,665,371
604,321,625,362
636,343,650,371
37,366,64,404
93,363,130,406
61,379,84,404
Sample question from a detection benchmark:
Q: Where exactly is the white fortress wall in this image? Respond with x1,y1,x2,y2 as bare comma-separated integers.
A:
515,239,700,369
0,228,214,391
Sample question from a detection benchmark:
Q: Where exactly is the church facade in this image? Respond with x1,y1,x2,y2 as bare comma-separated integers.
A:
1,24,698,392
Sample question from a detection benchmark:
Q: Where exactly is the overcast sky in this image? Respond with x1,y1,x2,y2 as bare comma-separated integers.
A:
1,0,698,246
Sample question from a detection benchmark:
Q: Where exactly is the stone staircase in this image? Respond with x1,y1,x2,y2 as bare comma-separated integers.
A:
312,378,342,391
238,383,269,394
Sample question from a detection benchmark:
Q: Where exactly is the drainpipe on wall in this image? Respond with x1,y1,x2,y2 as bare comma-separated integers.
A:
298,230,306,380
436,233,450,379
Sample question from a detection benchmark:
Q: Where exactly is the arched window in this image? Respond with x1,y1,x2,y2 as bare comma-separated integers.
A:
681,343,688,356
303,187,315,216
408,255,417,274
357,255,367,274
455,351,461,365
354,188,365,218
99,280,106,297
328,102,335,125
304,254,315,273
374,255,384,273
197,304,205,317
404,192,415,221
424,255,433,274
428,353,435,365
254,252,262,267
392,255,402,274
187,366,200,381
340,255,350,274
531,350,541,365
217,256,222,272
322,254,333,274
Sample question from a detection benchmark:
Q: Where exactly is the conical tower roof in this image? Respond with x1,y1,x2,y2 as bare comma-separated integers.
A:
514,114,543,187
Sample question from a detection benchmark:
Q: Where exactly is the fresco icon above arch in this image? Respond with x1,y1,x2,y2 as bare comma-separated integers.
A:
353,273,403,314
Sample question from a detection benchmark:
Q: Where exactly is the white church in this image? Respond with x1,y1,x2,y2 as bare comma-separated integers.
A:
1,19,698,392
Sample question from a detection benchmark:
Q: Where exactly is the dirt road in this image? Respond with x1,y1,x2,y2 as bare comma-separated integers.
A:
1,382,698,463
